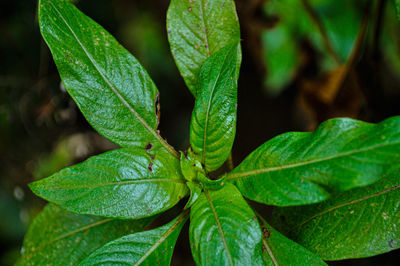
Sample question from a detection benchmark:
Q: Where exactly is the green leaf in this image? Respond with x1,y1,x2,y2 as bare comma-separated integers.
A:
17,204,153,265
227,116,400,206
190,183,264,266
167,0,241,96
190,43,240,172
185,181,202,209
180,148,204,182
39,0,177,157
197,172,226,190
256,213,326,265
30,146,188,219
80,210,189,266
270,170,400,260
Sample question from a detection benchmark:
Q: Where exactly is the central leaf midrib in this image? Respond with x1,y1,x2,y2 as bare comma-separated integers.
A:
199,0,211,58
227,141,400,181
262,237,279,266
254,211,279,266
204,190,234,266
40,218,112,251
44,178,186,191
48,1,178,158
201,46,233,167
287,183,400,233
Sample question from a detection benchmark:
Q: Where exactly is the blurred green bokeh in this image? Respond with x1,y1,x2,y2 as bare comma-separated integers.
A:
262,0,400,95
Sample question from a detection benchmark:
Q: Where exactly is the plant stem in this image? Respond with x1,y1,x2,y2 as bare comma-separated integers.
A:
226,153,234,171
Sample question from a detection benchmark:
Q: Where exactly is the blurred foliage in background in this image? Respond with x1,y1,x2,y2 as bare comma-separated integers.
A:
0,0,399,265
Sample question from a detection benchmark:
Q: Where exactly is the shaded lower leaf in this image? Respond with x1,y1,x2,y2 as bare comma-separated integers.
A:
17,204,153,265
30,146,188,219
189,183,264,266
271,170,400,260
256,213,326,265
228,116,400,206
80,210,189,266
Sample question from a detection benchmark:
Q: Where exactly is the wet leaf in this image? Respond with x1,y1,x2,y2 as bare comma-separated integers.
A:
228,116,400,206
185,181,202,209
17,204,153,265
80,211,188,266
256,213,326,265
271,170,400,260
190,43,240,171
30,146,188,219
39,0,177,157
189,183,264,265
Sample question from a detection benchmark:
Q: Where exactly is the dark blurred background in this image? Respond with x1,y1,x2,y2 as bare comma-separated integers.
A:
0,0,399,265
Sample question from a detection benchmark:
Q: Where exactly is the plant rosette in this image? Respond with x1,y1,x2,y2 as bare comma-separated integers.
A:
18,0,400,265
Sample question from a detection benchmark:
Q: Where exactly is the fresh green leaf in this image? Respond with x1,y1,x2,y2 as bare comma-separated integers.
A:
270,170,400,260
256,212,326,265
80,210,189,266
185,181,202,209
189,183,264,266
167,0,241,96
396,0,400,20
180,149,204,182
17,204,153,266
197,172,226,190
30,146,188,219
190,43,240,172
227,116,400,206
39,0,177,157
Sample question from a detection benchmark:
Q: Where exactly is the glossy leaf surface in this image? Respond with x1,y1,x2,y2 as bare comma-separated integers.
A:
80,211,188,266
256,213,326,265
190,43,239,171
185,181,202,209
39,0,177,156
271,170,400,260
30,146,188,219
180,148,203,182
167,0,241,96
228,116,400,206
17,204,152,265
190,183,264,266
